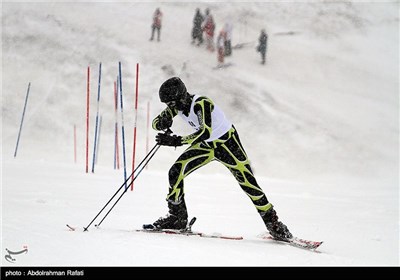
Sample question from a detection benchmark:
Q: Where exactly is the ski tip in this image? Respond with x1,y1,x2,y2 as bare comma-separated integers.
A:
296,239,324,250
310,243,323,251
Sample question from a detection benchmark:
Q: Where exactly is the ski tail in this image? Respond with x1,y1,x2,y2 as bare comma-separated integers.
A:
139,216,243,240
66,224,76,231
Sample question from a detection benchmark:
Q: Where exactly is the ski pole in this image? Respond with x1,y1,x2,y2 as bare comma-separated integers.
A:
94,144,161,228
14,82,31,158
83,143,160,231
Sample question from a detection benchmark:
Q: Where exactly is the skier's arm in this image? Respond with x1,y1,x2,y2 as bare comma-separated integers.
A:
152,106,177,131
181,97,213,145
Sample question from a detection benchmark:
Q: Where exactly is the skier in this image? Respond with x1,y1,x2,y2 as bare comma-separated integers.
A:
202,8,215,52
223,22,233,56
150,8,163,42
143,77,293,241
216,30,226,66
257,29,268,64
191,8,204,45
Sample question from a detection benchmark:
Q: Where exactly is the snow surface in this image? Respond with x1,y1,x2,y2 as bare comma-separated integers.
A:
1,0,399,266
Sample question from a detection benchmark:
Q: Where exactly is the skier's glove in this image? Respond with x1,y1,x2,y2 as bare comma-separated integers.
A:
157,116,172,130
155,111,173,130
156,133,182,147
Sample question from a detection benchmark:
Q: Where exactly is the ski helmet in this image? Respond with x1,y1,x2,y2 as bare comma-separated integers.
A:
159,77,187,103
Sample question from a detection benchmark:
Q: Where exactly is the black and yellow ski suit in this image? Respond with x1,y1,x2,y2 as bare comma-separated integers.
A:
152,94,272,214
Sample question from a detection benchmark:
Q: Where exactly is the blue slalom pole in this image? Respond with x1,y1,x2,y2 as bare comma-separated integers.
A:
113,80,119,170
91,62,102,173
95,115,103,164
119,62,128,189
14,82,31,158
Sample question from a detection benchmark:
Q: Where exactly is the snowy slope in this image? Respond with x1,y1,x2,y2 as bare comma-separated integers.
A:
1,1,399,266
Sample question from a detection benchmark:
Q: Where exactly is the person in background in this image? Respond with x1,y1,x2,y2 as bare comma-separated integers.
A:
223,22,233,56
202,8,215,52
217,30,226,66
191,8,204,46
143,77,293,243
150,8,163,42
257,29,268,64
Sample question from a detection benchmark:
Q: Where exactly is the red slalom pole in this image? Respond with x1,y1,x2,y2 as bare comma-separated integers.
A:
86,66,90,173
131,63,139,191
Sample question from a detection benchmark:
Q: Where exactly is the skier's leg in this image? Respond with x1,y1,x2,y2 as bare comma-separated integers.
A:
214,127,292,240
166,142,214,203
199,33,204,45
150,26,155,40
191,28,196,44
214,128,270,212
144,142,214,230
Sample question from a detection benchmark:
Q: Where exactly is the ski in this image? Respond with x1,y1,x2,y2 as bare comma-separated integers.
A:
67,218,242,240
138,217,243,240
260,234,323,251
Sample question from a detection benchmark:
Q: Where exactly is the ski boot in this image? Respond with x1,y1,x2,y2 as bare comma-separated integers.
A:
261,205,293,241
143,198,188,230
